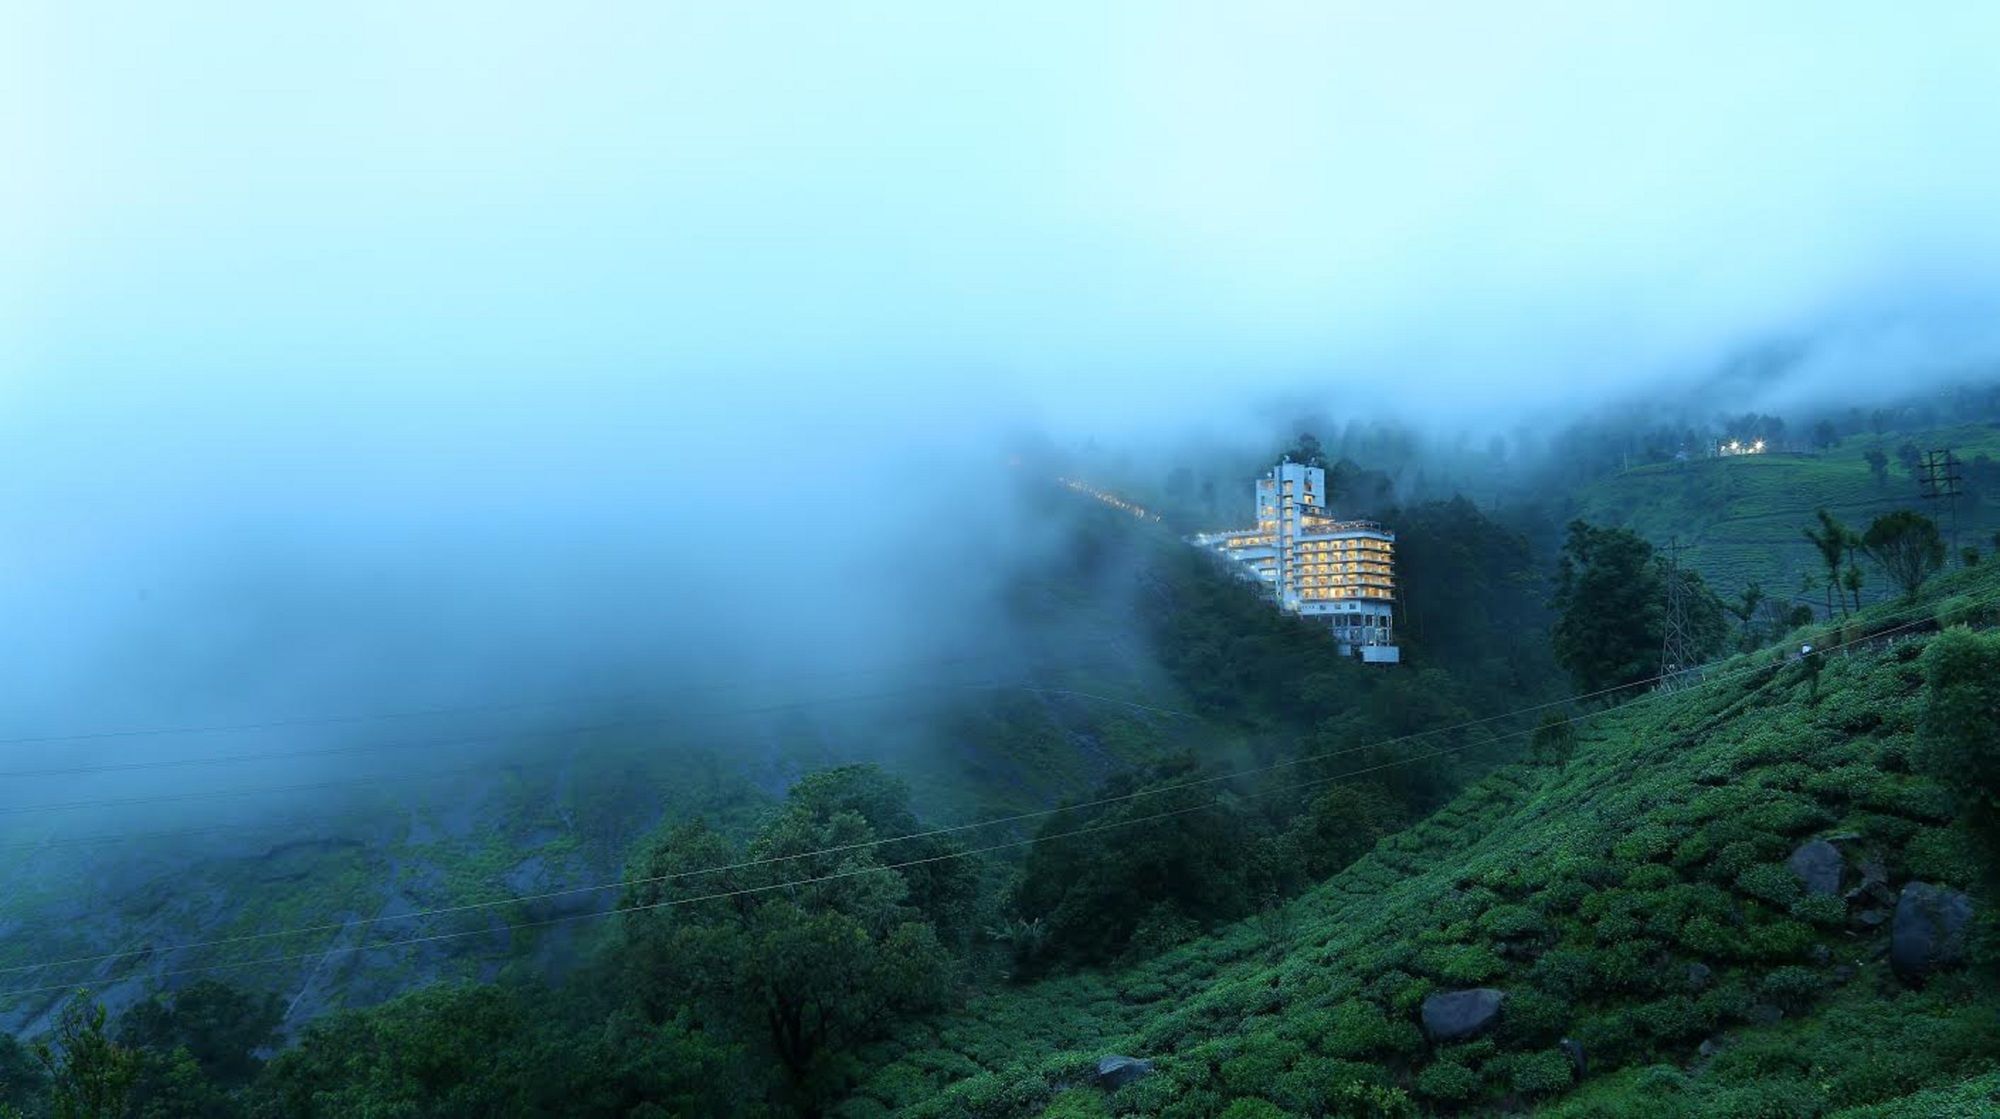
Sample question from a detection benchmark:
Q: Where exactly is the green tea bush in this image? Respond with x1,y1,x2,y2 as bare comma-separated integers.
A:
1758,966,1821,1013
1412,1061,1480,1103
1788,894,1845,927
1529,948,1595,1001
1510,1048,1578,1097
1499,988,1568,1046
1736,863,1803,907
1217,1100,1292,1119
1266,1057,1391,1115
1318,1002,1422,1060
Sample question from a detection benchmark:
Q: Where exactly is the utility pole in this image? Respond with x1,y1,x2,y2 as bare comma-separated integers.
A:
1659,537,1700,692
1920,449,1964,559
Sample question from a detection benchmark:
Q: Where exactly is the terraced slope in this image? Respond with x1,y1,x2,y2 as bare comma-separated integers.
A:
846,567,2000,1118
1573,422,2000,603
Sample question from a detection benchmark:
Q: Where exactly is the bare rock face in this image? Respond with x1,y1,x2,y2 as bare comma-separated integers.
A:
1094,1055,1154,1091
1890,882,1973,981
1421,988,1504,1042
1787,839,1844,897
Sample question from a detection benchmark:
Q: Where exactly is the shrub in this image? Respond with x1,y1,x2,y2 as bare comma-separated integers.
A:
1413,1061,1480,1103
1740,915,1816,961
1735,864,1802,907
1631,995,1712,1044
1624,863,1677,891
1613,824,1678,863
1529,949,1595,1001
1321,1081,1417,1119
1510,1049,1577,1097
1218,1099,1292,1119
1319,1002,1422,1060
1499,988,1568,1046
1478,904,1544,940
1434,944,1505,985
1267,1057,1390,1115
1787,894,1845,927
1758,966,1821,1013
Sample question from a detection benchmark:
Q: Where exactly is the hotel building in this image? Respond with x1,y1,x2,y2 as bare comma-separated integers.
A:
1190,460,1401,663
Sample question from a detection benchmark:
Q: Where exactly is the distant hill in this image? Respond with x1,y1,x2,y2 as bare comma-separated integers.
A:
1572,422,2000,608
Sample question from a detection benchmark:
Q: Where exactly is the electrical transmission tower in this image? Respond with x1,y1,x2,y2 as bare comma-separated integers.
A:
1919,449,1964,557
1658,537,1701,692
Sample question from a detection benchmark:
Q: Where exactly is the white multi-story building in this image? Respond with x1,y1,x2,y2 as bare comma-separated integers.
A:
1190,460,1400,663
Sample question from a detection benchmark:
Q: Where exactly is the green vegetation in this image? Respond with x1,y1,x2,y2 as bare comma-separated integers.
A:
8,414,2000,1116
1863,510,1948,599
834,563,2000,1117
1572,421,2000,605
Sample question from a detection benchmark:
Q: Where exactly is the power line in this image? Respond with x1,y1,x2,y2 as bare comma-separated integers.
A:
0,597,1927,1004
4,587,1970,986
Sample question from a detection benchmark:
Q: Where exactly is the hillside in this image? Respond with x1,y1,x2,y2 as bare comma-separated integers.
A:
0,495,1207,1037
1573,422,2000,604
841,563,2000,1117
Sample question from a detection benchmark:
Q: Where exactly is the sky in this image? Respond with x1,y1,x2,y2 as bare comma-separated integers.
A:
4,3,2000,738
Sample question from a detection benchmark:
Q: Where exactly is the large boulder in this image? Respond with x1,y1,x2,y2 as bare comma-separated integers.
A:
1094,1055,1154,1091
1890,882,1974,980
1787,839,1844,897
1421,988,1505,1042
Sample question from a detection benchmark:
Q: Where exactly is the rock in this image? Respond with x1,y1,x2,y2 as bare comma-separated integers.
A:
1094,1055,1154,1091
1853,907,1888,930
1697,1037,1722,1058
1684,962,1713,991
1559,1037,1587,1079
1746,1003,1784,1026
1421,988,1505,1042
1831,964,1857,984
1788,839,1844,897
1808,944,1832,965
1890,882,1974,980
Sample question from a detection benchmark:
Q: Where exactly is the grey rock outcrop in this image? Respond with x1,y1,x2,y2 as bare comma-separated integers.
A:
1094,1055,1154,1091
1421,988,1504,1042
1890,882,1973,980
1787,839,1844,897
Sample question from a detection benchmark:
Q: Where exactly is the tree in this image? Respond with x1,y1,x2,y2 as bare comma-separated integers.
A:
1842,562,1864,612
1861,510,1945,597
1864,448,1889,486
1918,629,2000,884
0,1033,45,1116
118,980,283,1089
1285,432,1327,467
1803,509,1852,618
1811,419,1838,449
619,766,957,1113
1726,582,1767,650
1012,757,1262,967
1549,521,1664,696
33,997,139,1119
1896,441,1923,479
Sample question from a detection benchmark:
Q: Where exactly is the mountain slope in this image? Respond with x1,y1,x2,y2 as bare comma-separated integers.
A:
843,565,2000,1117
